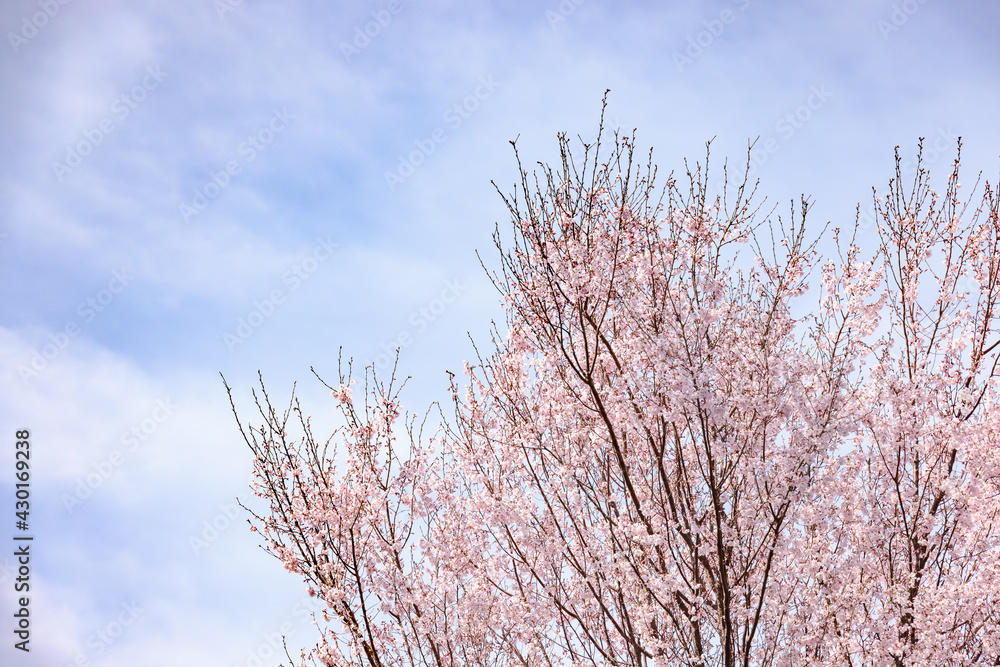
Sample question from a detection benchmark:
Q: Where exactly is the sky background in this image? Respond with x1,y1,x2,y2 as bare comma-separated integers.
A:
0,0,998,665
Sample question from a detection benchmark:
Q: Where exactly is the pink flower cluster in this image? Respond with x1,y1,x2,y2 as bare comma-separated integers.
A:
229,132,1000,666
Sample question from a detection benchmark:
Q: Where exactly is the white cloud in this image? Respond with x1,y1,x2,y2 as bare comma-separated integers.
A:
1,0,998,663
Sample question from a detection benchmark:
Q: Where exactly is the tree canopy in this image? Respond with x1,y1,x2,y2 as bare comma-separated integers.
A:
226,111,1000,667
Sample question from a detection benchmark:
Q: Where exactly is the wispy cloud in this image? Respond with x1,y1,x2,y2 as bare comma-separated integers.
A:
1,0,998,664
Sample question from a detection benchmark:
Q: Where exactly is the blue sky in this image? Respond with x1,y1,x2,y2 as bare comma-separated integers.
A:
1,0,998,665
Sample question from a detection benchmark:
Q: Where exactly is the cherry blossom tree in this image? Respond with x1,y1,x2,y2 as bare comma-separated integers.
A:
225,111,1000,666
785,143,1000,665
